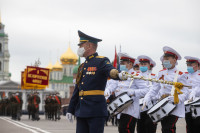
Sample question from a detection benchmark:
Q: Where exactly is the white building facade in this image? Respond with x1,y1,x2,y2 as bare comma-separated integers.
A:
0,19,11,81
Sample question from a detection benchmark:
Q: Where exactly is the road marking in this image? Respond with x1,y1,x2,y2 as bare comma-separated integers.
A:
1,117,51,133
0,117,39,133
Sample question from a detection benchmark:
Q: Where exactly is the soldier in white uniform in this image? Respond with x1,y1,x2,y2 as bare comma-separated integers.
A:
133,60,140,72
143,46,189,133
136,55,158,133
106,52,151,133
190,73,200,133
105,52,137,133
184,56,200,133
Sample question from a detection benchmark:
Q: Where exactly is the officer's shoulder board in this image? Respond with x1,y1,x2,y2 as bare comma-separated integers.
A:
198,73,200,76
135,71,140,76
131,72,135,74
96,56,110,64
151,73,156,76
178,71,183,75
159,68,166,72
185,72,189,74
96,56,105,58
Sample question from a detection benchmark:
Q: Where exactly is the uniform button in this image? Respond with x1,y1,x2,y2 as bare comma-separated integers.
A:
81,82,84,84
83,75,85,77
84,68,86,70
81,97,83,100
86,61,88,63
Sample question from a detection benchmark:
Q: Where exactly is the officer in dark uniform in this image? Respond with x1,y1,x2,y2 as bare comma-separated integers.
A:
66,30,120,133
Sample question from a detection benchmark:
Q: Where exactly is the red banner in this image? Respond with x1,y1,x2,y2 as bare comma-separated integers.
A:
21,66,50,89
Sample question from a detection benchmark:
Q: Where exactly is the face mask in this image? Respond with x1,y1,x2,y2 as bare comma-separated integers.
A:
120,65,128,71
140,66,148,72
187,66,195,74
77,47,85,57
163,60,172,69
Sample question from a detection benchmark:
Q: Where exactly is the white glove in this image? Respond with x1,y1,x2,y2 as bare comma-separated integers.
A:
126,89,135,96
143,98,150,106
142,98,150,111
168,96,174,103
104,89,111,100
118,71,128,80
66,113,73,123
104,89,111,97
189,92,196,101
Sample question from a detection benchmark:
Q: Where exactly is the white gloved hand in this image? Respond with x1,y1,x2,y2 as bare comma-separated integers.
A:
189,92,196,101
104,89,111,97
104,89,111,100
142,98,150,111
118,71,128,80
168,96,174,103
126,89,135,96
66,113,73,123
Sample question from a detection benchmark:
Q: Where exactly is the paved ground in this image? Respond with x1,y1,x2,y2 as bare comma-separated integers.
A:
0,115,187,133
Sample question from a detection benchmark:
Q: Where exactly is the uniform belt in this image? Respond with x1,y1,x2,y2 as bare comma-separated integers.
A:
79,90,104,96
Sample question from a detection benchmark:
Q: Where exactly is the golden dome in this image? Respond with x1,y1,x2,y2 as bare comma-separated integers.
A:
60,45,78,65
52,61,63,71
46,62,53,70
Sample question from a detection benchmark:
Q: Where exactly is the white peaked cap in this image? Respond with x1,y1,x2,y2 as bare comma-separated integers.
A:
163,46,182,60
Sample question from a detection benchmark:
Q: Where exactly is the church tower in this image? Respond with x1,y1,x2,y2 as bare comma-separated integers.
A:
0,14,11,81
60,44,78,76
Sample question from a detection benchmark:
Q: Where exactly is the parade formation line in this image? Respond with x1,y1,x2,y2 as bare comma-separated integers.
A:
0,117,51,133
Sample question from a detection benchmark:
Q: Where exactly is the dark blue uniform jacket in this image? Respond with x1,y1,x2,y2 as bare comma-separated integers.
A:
67,52,118,117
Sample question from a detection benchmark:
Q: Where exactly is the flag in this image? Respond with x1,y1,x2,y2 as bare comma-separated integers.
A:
117,54,120,70
113,46,117,68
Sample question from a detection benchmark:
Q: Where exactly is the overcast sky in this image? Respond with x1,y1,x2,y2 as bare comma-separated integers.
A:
0,0,200,82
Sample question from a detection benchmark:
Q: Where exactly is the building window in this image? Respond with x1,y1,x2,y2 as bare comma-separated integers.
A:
70,67,72,75
50,73,52,80
0,43,2,52
65,92,68,98
0,61,1,71
64,68,66,75
52,84,55,89
54,73,56,80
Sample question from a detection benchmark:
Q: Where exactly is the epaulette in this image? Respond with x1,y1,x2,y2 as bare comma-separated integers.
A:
198,73,200,75
159,68,166,72
178,71,183,75
137,71,140,73
185,72,189,74
131,72,135,74
151,73,156,76
96,56,105,58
